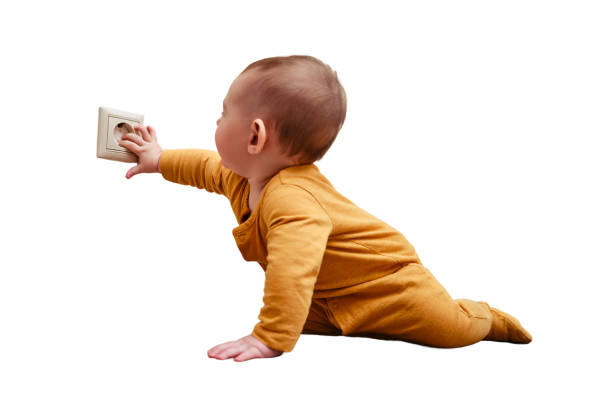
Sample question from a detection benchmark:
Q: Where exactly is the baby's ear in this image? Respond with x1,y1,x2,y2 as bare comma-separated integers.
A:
250,119,268,148
251,118,266,134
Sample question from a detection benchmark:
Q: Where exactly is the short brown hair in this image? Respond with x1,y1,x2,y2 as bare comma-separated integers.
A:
239,55,347,164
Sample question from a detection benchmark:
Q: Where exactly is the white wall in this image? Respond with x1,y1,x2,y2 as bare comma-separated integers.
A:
1,0,610,406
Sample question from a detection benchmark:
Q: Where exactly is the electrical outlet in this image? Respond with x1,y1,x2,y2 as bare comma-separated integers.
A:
96,106,144,162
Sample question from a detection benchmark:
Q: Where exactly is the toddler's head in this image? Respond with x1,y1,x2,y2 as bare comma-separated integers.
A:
215,55,347,177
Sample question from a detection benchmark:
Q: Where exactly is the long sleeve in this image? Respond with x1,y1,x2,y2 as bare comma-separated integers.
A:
159,149,244,200
251,184,333,352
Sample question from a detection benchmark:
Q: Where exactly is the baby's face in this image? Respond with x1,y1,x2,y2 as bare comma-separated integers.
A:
214,73,255,174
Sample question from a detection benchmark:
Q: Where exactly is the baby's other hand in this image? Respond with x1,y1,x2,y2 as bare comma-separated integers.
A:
118,124,163,179
207,334,283,362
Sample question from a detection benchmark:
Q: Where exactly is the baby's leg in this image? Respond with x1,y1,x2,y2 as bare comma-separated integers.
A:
332,264,530,348
301,297,343,337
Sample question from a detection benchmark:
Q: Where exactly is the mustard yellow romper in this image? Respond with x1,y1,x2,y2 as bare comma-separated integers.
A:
160,149,533,352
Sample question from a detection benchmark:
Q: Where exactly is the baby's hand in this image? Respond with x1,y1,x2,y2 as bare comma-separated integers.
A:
207,334,283,362
118,124,163,179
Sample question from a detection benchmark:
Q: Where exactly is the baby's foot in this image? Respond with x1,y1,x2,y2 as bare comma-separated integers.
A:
484,306,533,344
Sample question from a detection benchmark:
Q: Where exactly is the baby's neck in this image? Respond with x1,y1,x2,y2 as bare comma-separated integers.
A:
246,156,301,211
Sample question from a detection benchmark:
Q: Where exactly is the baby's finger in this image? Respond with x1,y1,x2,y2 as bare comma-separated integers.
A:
118,139,143,153
234,347,262,362
207,341,235,356
147,125,158,141
126,164,142,179
134,124,152,142
217,344,246,360
121,132,144,146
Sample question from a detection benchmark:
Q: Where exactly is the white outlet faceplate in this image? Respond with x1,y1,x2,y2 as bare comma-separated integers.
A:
97,106,144,163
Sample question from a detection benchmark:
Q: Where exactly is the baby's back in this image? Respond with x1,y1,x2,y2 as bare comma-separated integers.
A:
278,164,422,297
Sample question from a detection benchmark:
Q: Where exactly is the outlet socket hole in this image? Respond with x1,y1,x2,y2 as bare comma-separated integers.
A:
113,122,134,144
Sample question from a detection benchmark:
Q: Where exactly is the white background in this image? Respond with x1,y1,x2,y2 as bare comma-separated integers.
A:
1,0,610,406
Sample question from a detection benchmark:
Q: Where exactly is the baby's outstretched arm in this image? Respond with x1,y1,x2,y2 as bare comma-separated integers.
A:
207,335,283,362
118,124,163,179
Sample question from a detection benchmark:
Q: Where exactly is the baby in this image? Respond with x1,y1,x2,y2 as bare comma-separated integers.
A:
118,55,533,362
